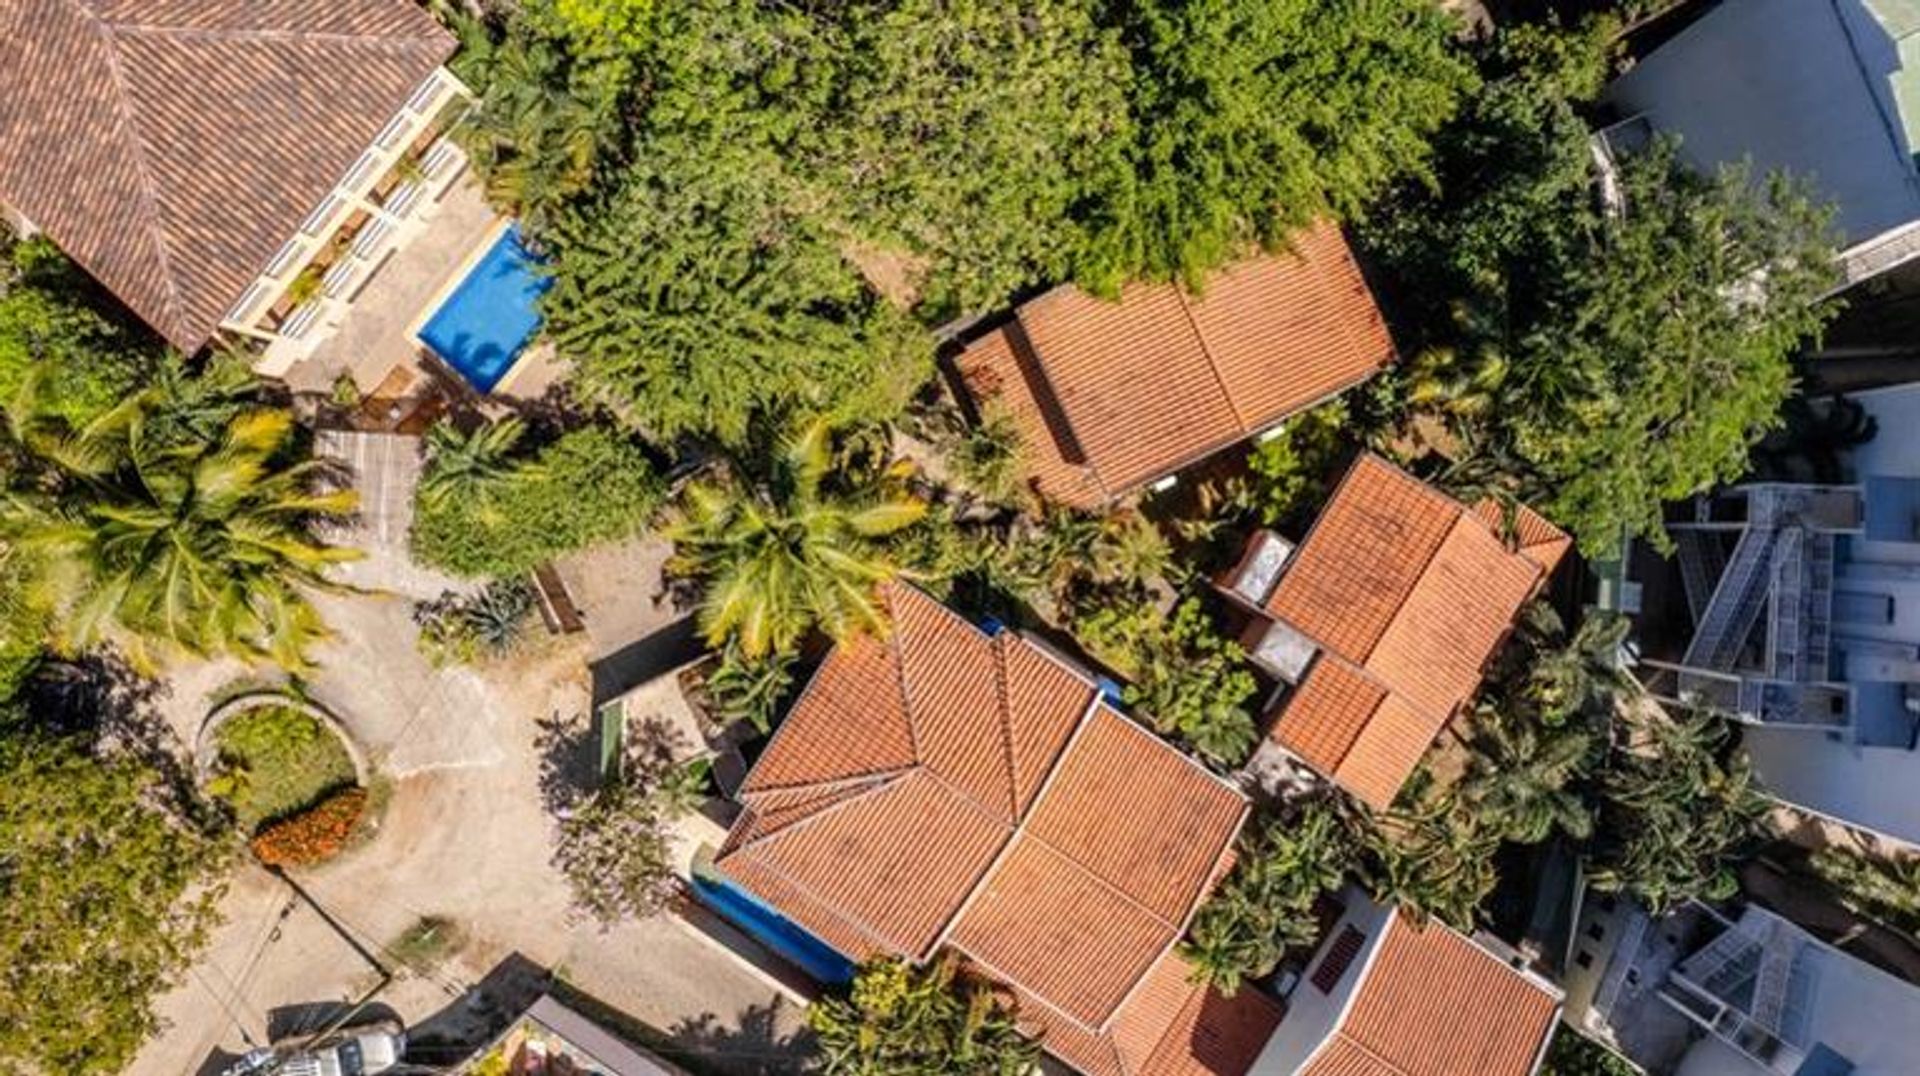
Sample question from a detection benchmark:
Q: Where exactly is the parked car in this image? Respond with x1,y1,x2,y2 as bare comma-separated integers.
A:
246,1019,406,1076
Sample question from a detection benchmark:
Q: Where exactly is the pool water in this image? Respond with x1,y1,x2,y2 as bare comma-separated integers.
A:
418,224,553,393
690,873,857,984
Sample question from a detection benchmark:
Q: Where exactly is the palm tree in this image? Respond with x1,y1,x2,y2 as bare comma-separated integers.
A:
667,420,927,658
1,406,360,671
1183,803,1352,992
418,417,529,510
1364,794,1501,930
1460,706,1595,844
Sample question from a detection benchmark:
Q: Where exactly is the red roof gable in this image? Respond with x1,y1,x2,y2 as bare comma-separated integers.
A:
1265,455,1568,810
955,221,1395,508
1303,915,1561,1076
715,585,1260,1075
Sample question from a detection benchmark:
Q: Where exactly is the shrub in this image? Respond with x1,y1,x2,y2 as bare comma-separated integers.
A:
414,579,538,666
411,427,664,578
249,786,367,867
696,641,795,734
1076,597,1259,766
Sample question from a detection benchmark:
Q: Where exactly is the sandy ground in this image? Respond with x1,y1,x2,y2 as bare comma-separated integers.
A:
128,566,811,1076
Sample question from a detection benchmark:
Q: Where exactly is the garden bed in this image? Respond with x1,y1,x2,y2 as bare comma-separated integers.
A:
200,693,367,838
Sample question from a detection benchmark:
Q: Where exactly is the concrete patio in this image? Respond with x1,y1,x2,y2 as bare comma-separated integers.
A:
282,174,567,406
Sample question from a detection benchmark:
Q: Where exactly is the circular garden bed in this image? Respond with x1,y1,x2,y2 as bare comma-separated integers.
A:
199,693,372,868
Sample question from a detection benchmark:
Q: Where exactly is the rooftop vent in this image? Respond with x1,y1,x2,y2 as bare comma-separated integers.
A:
1221,529,1295,609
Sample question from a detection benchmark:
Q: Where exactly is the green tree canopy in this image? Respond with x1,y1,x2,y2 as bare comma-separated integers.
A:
668,420,927,657
1183,800,1351,991
810,956,1041,1076
1,398,358,672
1075,0,1475,290
0,722,223,1075
1369,19,1840,554
0,234,163,427
823,0,1133,313
410,424,665,578
1588,708,1768,911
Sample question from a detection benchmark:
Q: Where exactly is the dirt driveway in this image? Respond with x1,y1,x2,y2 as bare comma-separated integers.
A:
128,581,811,1076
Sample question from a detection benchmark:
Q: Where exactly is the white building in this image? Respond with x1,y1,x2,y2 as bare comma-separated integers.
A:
1566,891,1920,1075
1606,0,1920,289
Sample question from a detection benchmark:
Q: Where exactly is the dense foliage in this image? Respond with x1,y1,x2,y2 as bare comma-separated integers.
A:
460,0,1476,443
810,956,1041,1076
0,723,223,1075
1540,1031,1638,1076
1587,708,1768,911
1183,801,1351,991
668,420,927,657
411,424,664,577
1077,596,1259,766
0,234,162,426
209,704,358,831
1,397,357,671
1369,19,1840,553
1078,0,1475,290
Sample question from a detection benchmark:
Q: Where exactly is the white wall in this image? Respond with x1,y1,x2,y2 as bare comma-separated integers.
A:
1246,892,1394,1075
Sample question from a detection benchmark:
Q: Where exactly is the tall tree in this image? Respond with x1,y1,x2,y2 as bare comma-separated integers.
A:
1183,800,1351,991
1367,19,1839,554
1075,0,1476,290
825,0,1133,313
0,403,358,671
1587,708,1768,911
0,724,223,1076
668,421,927,657
810,956,1040,1076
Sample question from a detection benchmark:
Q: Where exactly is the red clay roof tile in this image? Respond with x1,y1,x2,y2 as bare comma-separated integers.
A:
0,0,454,352
955,221,1394,509
1266,455,1567,811
1303,916,1561,1076
714,584,1253,1075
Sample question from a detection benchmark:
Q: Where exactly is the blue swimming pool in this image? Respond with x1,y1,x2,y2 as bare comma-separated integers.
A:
691,873,857,985
418,224,553,393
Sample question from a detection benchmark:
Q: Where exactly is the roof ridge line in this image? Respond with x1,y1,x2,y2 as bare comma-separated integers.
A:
96,13,449,50
991,633,1020,820
1175,273,1252,435
1351,455,1467,665
739,766,909,800
887,589,926,764
923,693,1105,959
723,769,913,859
86,6,191,342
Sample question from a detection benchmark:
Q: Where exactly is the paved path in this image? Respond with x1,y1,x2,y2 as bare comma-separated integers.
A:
129,587,808,1076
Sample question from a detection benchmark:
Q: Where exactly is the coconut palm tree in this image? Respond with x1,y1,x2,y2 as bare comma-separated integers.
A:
1183,802,1352,992
668,419,927,658
1460,707,1596,844
1,405,359,671
417,417,530,511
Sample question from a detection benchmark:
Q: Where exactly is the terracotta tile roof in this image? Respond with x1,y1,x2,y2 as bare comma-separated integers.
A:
1265,456,1567,810
714,585,1255,1076
955,221,1394,508
1302,916,1561,1076
1022,954,1286,1076
0,0,454,352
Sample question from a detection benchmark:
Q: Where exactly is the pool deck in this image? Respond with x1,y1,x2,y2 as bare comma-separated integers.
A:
285,177,567,405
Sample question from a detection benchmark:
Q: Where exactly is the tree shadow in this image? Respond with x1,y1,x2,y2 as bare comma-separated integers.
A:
401,951,554,1068
663,999,817,1076
535,709,599,814
13,653,206,816
265,1000,404,1046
